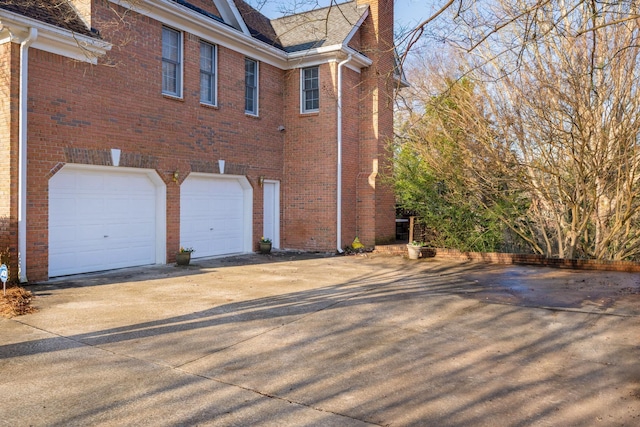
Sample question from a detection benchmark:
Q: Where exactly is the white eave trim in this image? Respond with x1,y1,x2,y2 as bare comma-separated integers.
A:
288,44,371,70
0,10,111,64
110,0,371,71
111,0,289,68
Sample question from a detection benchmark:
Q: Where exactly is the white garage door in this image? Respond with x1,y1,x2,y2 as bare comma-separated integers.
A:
180,175,251,258
49,167,161,277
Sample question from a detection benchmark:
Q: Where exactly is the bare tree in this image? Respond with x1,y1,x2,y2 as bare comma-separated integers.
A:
397,0,640,260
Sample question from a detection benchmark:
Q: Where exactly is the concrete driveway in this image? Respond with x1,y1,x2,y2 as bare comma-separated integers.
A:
1,253,640,426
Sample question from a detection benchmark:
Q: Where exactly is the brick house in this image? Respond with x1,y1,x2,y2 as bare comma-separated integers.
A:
0,0,400,282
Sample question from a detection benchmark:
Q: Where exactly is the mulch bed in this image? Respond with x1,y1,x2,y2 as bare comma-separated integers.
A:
0,286,37,318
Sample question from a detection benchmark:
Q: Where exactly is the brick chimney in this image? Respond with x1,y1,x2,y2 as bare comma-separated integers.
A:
355,0,397,245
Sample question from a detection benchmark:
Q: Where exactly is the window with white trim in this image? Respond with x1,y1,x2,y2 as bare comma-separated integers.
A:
245,58,258,115
301,66,319,113
200,41,217,105
162,26,182,97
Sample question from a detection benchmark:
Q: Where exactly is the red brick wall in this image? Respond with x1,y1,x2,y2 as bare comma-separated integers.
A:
373,0,398,244
282,64,339,251
375,244,640,272
355,0,397,246
22,3,286,280
8,0,398,279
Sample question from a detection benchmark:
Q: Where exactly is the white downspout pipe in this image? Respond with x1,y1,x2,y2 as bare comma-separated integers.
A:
18,28,38,283
336,54,352,253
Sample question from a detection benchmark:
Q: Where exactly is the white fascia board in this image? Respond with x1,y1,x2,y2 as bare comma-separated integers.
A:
343,46,372,68
111,0,371,71
111,0,288,69
286,44,371,70
0,10,111,64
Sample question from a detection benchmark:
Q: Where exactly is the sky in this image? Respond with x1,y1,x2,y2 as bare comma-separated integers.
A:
251,0,436,32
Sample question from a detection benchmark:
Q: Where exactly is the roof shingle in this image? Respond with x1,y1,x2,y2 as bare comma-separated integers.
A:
232,0,283,49
0,0,366,55
0,0,94,37
270,1,367,53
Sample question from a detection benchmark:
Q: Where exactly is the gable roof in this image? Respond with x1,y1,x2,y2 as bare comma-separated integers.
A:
0,0,95,37
231,0,283,49
270,1,367,53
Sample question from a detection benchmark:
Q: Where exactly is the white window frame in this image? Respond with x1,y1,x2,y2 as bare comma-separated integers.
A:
245,58,259,116
162,26,183,98
200,41,217,106
301,66,320,113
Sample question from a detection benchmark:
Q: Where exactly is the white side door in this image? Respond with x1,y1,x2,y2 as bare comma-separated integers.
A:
263,180,280,248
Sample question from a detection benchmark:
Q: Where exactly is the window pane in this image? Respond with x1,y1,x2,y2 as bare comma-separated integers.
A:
163,62,177,93
200,43,212,73
302,66,319,112
200,42,215,104
304,67,318,87
245,59,256,84
245,59,257,113
162,28,179,61
310,89,319,109
200,74,211,103
307,78,318,90
245,86,254,112
162,27,180,96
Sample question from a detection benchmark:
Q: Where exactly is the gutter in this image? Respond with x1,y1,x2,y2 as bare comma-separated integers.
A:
336,54,352,253
0,10,110,63
18,27,37,283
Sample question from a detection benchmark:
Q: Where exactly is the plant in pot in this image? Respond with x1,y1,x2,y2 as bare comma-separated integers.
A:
259,237,272,254
406,241,426,260
176,247,195,265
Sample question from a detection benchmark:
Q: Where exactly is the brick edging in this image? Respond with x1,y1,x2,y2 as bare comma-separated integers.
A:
374,244,640,273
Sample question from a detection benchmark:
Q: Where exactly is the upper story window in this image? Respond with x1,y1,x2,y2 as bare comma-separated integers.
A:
162,26,182,97
301,66,319,113
200,41,217,105
245,58,258,115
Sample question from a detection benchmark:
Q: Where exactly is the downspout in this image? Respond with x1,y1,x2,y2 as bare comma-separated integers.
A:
18,28,38,282
336,54,352,253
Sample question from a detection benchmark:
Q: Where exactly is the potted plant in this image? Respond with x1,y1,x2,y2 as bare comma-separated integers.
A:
259,237,272,254
176,247,195,265
406,241,425,260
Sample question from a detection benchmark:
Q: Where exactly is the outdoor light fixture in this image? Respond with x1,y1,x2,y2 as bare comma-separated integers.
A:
259,176,265,187
173,170,179,182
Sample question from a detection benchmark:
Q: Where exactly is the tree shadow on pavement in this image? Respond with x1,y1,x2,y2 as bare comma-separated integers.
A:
2,257,640,426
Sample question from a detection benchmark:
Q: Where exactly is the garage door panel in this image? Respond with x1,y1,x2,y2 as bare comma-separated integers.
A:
48,225,78,244
50,196,78,218
49,168,159,277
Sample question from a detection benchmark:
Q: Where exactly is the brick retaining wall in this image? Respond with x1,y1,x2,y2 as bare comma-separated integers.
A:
374,244,640,273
